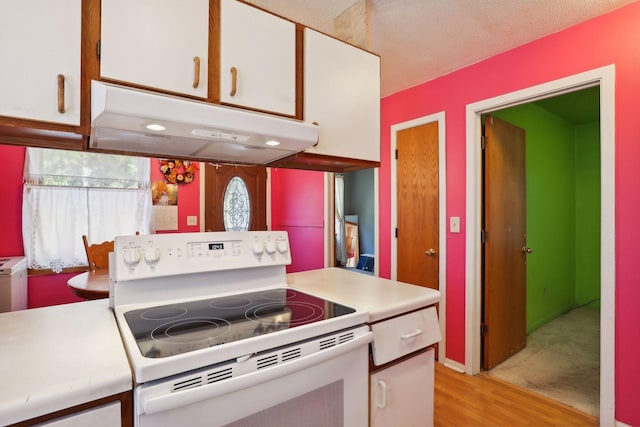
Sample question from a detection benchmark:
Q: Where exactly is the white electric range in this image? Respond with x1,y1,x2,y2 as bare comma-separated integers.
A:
110,231,372,427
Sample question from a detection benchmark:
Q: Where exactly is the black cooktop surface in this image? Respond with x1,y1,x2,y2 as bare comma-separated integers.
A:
123,288,356,358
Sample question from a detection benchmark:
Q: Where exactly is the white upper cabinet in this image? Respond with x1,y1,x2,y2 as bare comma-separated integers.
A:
219,0,297,116
304,28,380,162
0,0,81,125
100,0,209,98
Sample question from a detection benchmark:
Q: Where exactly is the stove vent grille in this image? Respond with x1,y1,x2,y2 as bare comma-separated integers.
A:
319,337,336,350
257,354,279,369
168,328,362,395
338,331,355,344
207,367,233,383
172,375,203,391
282,347,302,362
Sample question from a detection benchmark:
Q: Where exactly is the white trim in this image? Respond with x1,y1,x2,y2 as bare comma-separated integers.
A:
199,162,206,232
390,111,447,362
465,64,615,425
324,172,334,268
442,359,466,374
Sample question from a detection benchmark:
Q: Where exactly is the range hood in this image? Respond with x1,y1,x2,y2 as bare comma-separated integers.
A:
90,81,319,164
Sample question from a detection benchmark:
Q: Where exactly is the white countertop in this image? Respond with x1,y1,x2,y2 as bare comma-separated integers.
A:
287,267,440,323
0,299,132,425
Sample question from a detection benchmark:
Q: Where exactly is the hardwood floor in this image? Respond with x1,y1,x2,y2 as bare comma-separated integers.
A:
434,363,598,426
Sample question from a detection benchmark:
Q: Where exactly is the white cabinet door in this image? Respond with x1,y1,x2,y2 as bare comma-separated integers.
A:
100,0,209,98
219,0,296,116
0,0,81,125
370,349,435,427
304,29,380,162
36,402,120,427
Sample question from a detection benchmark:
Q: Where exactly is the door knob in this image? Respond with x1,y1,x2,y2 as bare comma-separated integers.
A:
521,246,533,254
425,249,437,256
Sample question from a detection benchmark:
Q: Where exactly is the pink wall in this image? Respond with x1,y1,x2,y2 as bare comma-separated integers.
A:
1,145,26,257
270,168,325,273
150,159,201,233
379,3,640,424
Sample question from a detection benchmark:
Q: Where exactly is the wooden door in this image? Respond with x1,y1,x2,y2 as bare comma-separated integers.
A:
482,115,527,370
204,163,266,231
396,122,439,290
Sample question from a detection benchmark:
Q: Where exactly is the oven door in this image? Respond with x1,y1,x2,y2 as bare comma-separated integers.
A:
135,328,372,427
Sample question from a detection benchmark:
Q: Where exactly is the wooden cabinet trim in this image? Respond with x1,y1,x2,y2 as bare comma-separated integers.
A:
8,390,133,427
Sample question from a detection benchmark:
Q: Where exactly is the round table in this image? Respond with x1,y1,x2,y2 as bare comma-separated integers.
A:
67,270,110,300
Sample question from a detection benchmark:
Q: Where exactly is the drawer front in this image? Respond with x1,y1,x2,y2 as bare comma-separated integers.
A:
370,306,440,365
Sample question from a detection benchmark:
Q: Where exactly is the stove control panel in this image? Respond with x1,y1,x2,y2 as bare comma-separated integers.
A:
112,231,291,281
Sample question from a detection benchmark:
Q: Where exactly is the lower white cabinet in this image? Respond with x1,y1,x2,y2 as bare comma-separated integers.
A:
35,402,121,427
370,348,435,427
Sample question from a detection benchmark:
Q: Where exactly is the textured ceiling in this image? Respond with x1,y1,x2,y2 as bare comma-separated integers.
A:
247,0,637,97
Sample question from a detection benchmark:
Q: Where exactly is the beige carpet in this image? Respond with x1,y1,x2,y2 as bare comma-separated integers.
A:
486,307,600,417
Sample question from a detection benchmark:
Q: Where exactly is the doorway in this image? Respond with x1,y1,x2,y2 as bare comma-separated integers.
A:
465,65,615,423
391,112,447,362
481,96,602,415
334,169,376,273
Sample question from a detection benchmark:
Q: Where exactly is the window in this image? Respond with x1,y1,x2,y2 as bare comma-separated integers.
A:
223,176,251,231
22,148,152,272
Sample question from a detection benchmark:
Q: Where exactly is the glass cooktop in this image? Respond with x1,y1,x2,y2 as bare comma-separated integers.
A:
123,288,356,358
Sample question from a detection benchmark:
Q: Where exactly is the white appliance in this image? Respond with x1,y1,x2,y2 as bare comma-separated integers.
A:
0,256,27,313
110,231,372,427
90,81,319,164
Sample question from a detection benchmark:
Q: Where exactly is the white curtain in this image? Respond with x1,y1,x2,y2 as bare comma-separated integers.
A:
22,148,152,272
335,174,347,266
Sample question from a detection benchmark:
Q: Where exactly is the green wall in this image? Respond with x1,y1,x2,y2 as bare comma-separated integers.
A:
575,121,601,308
492,104,600,333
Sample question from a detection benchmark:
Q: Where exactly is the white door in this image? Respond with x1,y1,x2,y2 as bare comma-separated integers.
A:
370,349,435,427
100,0,209,98
219,0,296,116
0,0,81,125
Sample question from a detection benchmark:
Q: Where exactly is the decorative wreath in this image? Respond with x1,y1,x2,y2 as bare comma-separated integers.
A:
160,159,198,184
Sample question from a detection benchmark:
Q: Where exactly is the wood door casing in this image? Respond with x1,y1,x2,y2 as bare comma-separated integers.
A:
396,121,439,290
482,115,527,370
204,163,266,231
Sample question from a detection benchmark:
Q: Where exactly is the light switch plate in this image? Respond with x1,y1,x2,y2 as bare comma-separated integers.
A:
187,216,198,226
450,216,460,233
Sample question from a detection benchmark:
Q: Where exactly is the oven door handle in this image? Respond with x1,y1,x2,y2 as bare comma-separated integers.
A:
142,331,373,416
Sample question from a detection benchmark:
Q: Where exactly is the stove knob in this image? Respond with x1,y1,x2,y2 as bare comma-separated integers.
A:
265,241,276,255
123,248,141,270
144,247,161,268
277,240,289,254
252,242,264,256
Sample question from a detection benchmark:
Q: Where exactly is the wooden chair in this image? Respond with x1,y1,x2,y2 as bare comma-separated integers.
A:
82,235,114,272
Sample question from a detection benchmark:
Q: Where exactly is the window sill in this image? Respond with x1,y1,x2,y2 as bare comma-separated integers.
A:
28,266,90,276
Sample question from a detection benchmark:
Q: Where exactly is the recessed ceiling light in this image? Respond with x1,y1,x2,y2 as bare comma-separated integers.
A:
146,123,166,131
265,140,280,146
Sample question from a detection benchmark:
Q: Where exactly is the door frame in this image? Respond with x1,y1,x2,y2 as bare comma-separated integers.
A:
391,112,447,363
465,65,615,423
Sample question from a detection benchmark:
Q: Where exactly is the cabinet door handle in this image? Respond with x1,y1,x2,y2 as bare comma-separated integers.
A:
193,56,201,89
400,329,423,340
230,66,237,96
57,74,65,113
376,379,388,409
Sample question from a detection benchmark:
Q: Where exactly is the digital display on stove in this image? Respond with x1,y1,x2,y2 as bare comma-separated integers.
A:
123,288,356,359
209,243,224,251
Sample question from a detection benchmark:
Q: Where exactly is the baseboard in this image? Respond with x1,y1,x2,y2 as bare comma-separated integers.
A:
442,358,466,373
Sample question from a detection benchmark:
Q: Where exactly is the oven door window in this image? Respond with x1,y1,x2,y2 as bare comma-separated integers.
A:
136,337,369,427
